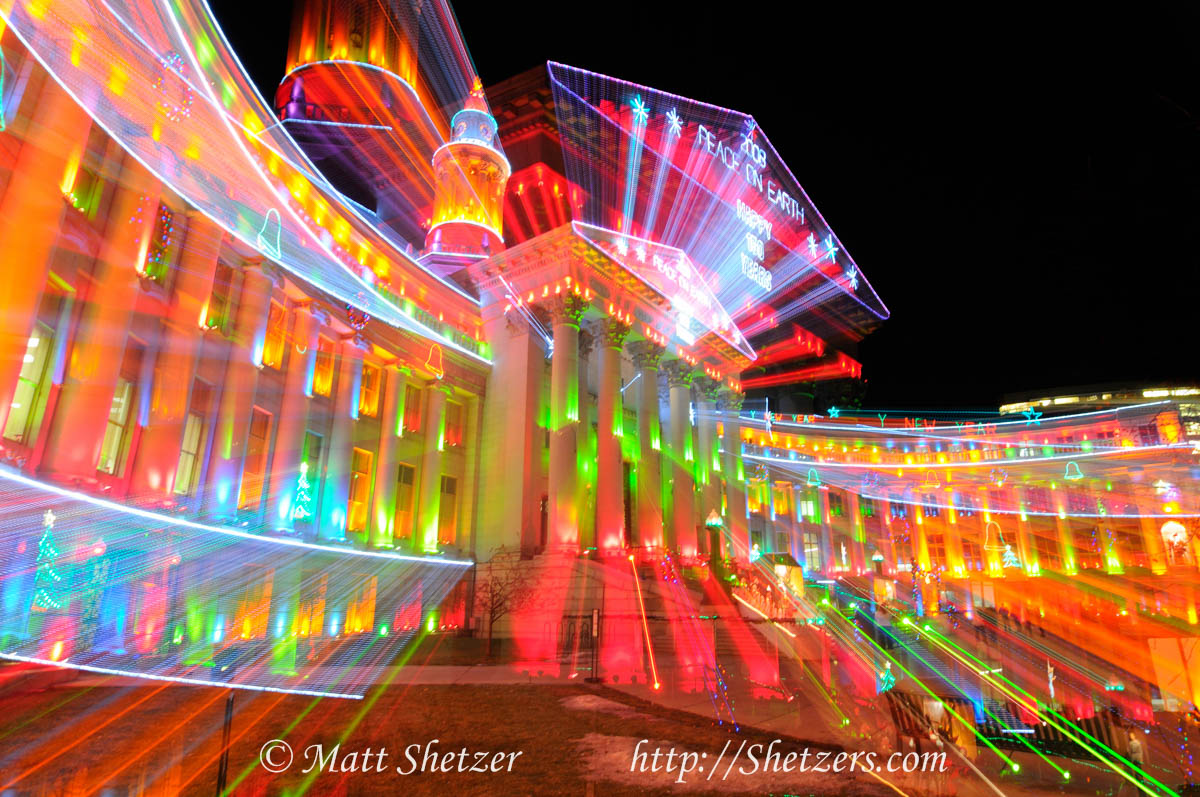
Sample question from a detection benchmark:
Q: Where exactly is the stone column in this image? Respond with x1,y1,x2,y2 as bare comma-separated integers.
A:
202,263,276,519
628,341,665,554
369,364,404,547
847,491,868,575
416,382,450,552
474,313,545,556
317,335,365,541
693,377,722,545
943,509,964,578
0,80,92,434
663,360,696,556
128,212,222,503
1054,516,1077,574
576,327,595,550
546,294,587,552
879,497,897,575
718,391,750,563
41,162,160,479
818,488,835,574
595,318,630,554
264,303,321,531
1012,488,1038,574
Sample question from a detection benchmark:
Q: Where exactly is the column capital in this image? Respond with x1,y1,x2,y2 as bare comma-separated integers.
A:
693,375,722,402
251,259,286,290
308,303,333,328
626,340,665,370
662,359,695,389
596,317,632,349
546,294,588,327
718,390,745,412
578,327,596,360
503,312,534,338
345,332,370,352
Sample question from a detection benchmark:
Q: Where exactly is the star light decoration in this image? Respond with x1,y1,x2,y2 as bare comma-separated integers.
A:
630,95,650,127
1022,407,1043,426
828,406,841,418
807,234,818,258
845,267,859,291
824,235,838,263
741,117,757,146
665,108,683,138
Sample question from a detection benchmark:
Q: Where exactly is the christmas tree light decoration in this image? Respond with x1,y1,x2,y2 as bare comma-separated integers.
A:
291,462,313,521
32,510,65,611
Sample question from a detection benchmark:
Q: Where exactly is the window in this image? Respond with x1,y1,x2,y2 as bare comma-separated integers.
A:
3,288,63,445
204,262,237,334
860,498,875,518
828,491,843,518
961,535,983,572
238,408,272,510
925,531,946,567
97,342,144,476
438,475,457,545
956,494,976,517
141,203,178,286
348,448,374,533
1137,423,1159,446
64,164,104,221
1073,525,1103,570
443,401,463,447
1026,487,1052,514
889,500,908,519
98,380,134,475
173,380,212,496
261,301,287,369
395,463,415,540
359,363,381,417
1033,530,1062,571
922,502,940,518
312,336,335,397
803,530,822,570
402,384,421,433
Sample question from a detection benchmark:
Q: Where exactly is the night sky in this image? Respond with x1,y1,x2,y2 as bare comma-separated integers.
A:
211,1,1200,411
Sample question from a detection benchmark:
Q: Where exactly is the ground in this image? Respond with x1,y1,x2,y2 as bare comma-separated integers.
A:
0,671,934,796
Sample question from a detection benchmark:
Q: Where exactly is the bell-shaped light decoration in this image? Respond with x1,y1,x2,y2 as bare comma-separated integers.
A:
426,343,445,380
1064,461,1084,481
806,468,821,488
983,520,1006,552
924,471,941,489
256,207,282,259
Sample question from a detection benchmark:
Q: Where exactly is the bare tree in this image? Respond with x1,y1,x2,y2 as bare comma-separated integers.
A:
475,547,538,657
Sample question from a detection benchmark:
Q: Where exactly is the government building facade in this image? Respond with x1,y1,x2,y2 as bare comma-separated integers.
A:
0,0,1197,738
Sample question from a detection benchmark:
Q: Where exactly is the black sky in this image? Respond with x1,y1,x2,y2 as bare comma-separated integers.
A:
210,1,1200,410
